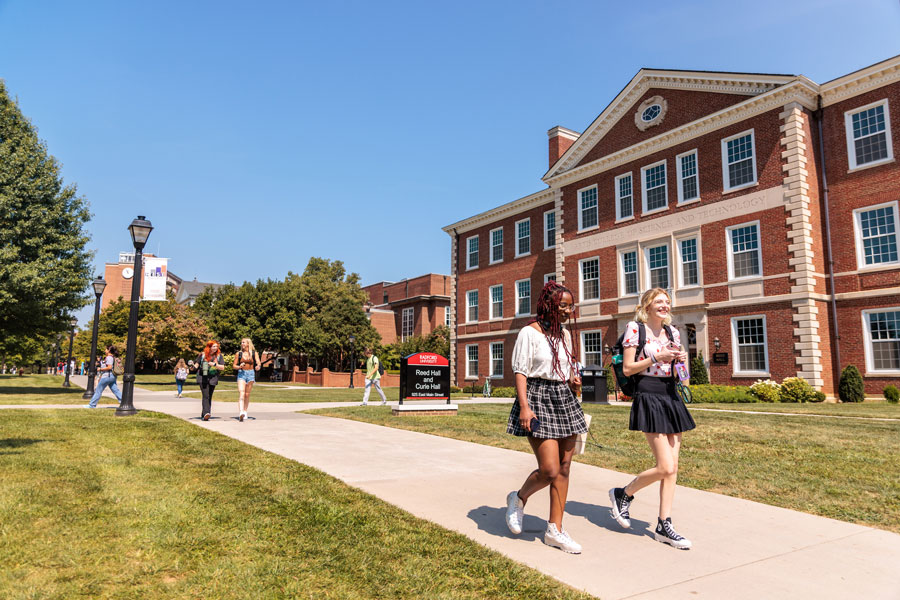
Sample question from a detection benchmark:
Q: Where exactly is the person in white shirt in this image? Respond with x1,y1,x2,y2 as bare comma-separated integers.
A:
503,281,587,554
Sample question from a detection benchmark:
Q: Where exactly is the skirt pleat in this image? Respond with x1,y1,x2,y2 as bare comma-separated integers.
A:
507,378,588,439
629,376,696,434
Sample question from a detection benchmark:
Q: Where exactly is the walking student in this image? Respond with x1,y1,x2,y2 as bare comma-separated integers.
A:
360,348,387,406
504,281,587,554
608,288,696,550
84,345,122,408
233,338,261,421
174,358,188,398
193,341,225,421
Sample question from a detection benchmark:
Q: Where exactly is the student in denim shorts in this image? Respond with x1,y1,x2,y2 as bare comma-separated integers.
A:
233,338,261,422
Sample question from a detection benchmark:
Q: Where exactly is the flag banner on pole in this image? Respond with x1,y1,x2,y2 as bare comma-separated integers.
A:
143,257,168,301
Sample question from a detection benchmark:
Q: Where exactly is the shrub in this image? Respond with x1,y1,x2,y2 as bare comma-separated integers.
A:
461,383,482,395
779,377,816,403
749,379,781,403
884,385,900,404
491,386,517,398
812,391,826,403
449,386,461,393
606,368,616,393
689,384,755,403
838,365,865,403
689,352,710,385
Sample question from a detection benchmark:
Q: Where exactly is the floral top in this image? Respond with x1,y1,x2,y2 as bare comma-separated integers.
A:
511,325,574,382
622,321,681,378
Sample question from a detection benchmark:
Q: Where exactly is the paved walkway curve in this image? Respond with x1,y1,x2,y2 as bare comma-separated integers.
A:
18,377,900,599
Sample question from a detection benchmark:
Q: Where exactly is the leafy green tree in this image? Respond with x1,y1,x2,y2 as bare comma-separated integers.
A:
689,351,710,385
838,365,865,403
0,81,93,341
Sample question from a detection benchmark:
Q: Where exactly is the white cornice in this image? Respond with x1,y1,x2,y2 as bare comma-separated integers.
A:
548,126,580,140
543,80,819,188
442,188,555,235
821,55,900,107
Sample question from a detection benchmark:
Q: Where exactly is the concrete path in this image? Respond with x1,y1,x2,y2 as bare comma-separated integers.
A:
20,377,900,599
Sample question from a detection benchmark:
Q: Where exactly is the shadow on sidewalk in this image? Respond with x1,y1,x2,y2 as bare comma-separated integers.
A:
565,499,653,539
467,505,547,541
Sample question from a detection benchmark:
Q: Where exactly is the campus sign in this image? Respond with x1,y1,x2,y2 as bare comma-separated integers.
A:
399,352,450,403
143,257,168,301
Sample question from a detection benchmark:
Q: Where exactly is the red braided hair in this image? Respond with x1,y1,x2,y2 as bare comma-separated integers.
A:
532,281,578,380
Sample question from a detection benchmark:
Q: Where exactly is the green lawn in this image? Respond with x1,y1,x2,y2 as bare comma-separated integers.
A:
690,401,900,419
0,409,594,600
308,403,900,534
0,374,117,405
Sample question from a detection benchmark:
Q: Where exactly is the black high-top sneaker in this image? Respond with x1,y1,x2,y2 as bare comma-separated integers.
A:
655,517,692,549
608,487,633,529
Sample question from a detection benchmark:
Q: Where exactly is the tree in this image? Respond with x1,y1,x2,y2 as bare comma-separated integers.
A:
838,365,865,403
0,81,93,341
689,351,710,385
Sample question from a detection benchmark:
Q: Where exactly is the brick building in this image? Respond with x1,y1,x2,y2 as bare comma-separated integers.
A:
444,56,900,395
101,252,182,311
362,274,451,345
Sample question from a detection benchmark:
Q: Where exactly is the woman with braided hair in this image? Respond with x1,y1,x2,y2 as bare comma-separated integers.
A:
504,280,588,554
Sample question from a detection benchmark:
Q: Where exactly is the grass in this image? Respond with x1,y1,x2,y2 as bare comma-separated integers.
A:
308,403,900,534
0,374,117,405
0,409,594,600
690,401,900,419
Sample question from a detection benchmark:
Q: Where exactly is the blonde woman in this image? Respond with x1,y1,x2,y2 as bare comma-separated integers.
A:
608,288,695,549
233,338,261,422
174,358,188,398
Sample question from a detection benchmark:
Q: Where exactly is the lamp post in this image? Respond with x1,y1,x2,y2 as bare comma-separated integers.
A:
62,317,77,387
348,334,356,389
117,216,153,416
82,276,107,399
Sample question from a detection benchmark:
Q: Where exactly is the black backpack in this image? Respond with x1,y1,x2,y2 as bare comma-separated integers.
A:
610,323,674,397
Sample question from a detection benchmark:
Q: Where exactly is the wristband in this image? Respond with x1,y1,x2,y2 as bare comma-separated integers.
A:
647,348,659,364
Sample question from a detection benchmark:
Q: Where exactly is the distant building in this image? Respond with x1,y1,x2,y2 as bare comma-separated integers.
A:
362,274,451,345
174,278,226,306
101,252,224,310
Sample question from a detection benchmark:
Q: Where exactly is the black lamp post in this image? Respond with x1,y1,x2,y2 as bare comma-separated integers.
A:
117,216,153,416
348,334,356,389
62,317,77,387
82,276,107,399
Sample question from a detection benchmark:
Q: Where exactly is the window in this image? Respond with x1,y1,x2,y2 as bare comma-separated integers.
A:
845,100,893,169
516,279,531,316
677,150,699,203
489,284,503,319
621,250,638,296
582,331,604,366
679,238,699,286
641,161,667,213
401,307,414,340
445,306,451,327
490,228,503,264
490,342,504,377
854,202,899,268
722,130,757,190
466,344,479,378
544,210,556,249
466,290,478,323
645,244,670,289
544,273,557,284
727,222,762,279
615,173,633,221
466,236,479,270
732,316,769,375
580,258,599,301
578,185,598,230
515,219,530,257
863,309,900,372
383,292,388,304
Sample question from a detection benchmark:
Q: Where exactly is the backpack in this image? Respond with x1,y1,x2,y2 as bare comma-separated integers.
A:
376,357,385,377
112,357,125,376
610,323,674,397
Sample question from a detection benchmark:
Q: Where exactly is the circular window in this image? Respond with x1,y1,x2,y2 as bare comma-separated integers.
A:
642,104,661,122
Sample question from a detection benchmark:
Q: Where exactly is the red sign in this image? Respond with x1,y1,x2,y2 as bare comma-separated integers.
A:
406,352,449,367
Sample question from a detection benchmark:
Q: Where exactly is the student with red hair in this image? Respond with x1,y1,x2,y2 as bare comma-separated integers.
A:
192,340,225,421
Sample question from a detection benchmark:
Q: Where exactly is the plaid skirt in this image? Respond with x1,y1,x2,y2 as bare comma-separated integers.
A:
507,378,588,439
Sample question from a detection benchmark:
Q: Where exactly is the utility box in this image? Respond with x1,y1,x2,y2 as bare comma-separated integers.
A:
580,364,609,404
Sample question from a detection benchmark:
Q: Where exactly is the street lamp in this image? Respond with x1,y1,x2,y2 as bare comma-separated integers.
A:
348,334,356,389
62,317,77,387
117,216,153,416
82,276,107,399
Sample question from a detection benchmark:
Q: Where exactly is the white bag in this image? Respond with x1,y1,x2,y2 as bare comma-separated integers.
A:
574,413,592,455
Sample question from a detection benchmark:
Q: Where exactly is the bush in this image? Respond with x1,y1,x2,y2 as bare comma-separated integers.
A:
606,368,616,393
449,386,461,393
462,383,482,395
689,352,710,385
491,386,516,398
838,365,865,403
689,384,755,403
749,379,781,403
779,377,816,403
884,385,900,404
812,391,826,403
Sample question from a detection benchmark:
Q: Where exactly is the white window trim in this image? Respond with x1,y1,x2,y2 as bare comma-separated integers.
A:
489,341,504,378
614,172,634,223
578,256,601,304
515,278,532,316
465,289,479,324
401,307,414,340
721,129,758,193
726,220,763,281
489,227,503,265
642,242,671,291
862,307,900,375
852,201,900,271
544,210,556,250
544,273,556,284
731,315,770,377
676,235,702,288
845,99,894,170
515,218,531,258
465,235,479,271
641,159,668,216
488,284,503,321
577,184,599,232
676,149,700,205
580,329,605,366
465,344,479,379
618,246,640,297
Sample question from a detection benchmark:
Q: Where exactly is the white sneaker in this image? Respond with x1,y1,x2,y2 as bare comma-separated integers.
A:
543,523,581,554
655,517,692,550
505,491,524,535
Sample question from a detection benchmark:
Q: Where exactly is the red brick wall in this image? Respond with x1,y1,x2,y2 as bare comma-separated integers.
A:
834,297,900,394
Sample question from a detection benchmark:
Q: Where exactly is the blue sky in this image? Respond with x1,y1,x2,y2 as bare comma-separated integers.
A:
1,0,898,324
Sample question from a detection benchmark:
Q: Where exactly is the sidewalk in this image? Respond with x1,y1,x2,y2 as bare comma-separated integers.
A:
48,378,900,598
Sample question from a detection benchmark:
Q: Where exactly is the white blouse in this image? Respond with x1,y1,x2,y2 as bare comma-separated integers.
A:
622,320,682,378
511,325,574,381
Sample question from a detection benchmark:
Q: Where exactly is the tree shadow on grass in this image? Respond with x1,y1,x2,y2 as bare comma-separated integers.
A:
0,386,80,396
0,438,48,455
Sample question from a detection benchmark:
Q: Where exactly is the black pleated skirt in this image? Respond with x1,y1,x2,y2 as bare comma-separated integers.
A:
507,378,588,439
629,376,696,434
